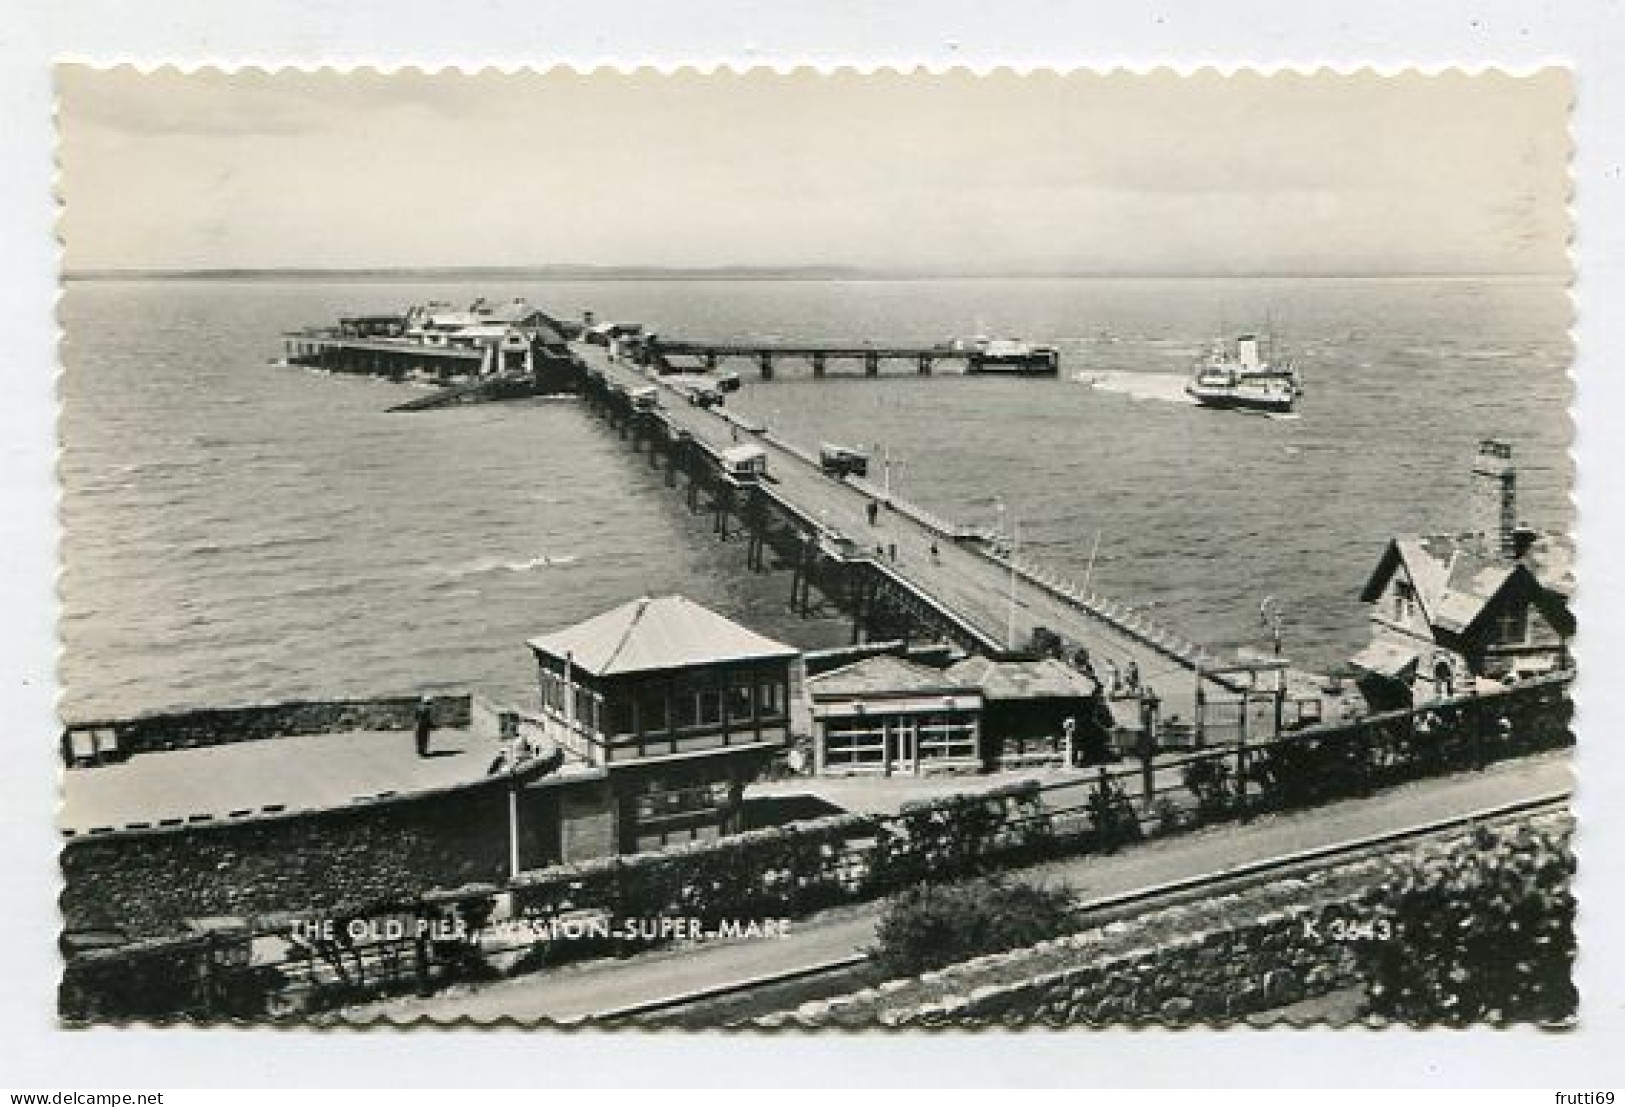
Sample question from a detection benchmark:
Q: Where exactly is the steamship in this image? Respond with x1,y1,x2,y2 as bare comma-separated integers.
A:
1185,333,1303,414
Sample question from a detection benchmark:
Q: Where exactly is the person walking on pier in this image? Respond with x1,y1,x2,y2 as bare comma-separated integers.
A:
1103,658,1121,696
866,500,879,526
929,540,940,565
414,695,435,758
1073,646,1094,679
1126,660,1141,693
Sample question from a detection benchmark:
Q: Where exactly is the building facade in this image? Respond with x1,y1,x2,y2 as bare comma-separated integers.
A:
1353,440,1575,709
527,594,799,852
805,655,984,776
944,656,1108,769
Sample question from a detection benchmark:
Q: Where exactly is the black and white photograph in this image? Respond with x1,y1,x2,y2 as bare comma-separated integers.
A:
52,66,1578,1032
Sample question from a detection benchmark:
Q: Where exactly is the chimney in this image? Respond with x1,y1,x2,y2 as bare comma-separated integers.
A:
1511,524,1538,561
1470,439,1517,560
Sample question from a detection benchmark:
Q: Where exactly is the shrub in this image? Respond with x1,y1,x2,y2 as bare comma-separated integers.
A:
1146,794,1188,838
1248,730,1375,811
869,876,1079,979
1085,776,1143,852
1182,757,1237,822
1359,822,1576,1025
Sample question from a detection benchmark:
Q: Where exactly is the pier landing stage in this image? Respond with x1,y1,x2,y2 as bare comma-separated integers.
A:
570,343,1281,725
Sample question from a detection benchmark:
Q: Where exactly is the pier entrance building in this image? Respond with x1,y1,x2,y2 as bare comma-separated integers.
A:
806,655,983,776
527,595,799,853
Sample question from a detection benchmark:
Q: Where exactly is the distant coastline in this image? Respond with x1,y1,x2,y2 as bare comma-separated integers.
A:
62,265,1567,283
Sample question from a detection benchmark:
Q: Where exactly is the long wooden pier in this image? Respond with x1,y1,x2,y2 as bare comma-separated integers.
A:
273,310,1310,734
646,338,1058,378
566,341,1290,731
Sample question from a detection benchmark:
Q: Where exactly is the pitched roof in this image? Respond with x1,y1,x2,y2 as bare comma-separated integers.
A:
1350,639,1422,681
527,595,798,677
807,654,976,699
1360,530,1575,637
945,656,1100,701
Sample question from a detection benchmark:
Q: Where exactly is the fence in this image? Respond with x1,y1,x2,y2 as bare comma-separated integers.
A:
61,693,473,765
61,672,1572,1022
980,540,1228,677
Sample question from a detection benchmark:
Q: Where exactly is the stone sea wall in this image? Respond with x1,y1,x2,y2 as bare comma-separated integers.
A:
757,845,1436,1028
61,775,516,938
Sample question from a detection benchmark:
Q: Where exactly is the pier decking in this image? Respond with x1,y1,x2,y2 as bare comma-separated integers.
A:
568,341,1285,727
647,339,1057,378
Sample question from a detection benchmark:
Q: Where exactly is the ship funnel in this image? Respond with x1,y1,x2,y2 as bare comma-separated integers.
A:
1237,334,1261,370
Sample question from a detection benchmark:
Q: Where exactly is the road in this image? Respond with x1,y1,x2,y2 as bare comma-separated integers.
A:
337,750,1569,1024
572,342,1306,724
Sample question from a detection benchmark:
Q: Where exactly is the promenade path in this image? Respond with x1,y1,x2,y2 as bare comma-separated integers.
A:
572,343,1311,725
342,751,1569,1024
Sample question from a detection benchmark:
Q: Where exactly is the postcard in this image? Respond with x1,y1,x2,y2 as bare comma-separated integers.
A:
55,66,1574,1028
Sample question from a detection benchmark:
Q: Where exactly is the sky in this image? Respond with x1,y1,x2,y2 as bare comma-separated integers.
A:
57,67,1571,276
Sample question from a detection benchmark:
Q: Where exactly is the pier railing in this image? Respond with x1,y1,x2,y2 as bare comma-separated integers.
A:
977,539,1228,677
61,672,1572,1022
577,342,1227,676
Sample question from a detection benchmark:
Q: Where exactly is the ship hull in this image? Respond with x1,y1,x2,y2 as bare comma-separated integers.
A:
1185,385,1296,414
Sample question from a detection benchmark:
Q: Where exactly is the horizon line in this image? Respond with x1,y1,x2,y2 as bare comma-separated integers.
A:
61,264,1569,282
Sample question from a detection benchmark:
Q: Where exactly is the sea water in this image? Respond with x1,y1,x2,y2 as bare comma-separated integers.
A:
58,275,1572,720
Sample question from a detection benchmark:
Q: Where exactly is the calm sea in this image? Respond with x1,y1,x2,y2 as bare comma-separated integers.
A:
58,276,1572,721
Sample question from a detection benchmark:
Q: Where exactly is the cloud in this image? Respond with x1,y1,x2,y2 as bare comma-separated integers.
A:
55,68,1572,276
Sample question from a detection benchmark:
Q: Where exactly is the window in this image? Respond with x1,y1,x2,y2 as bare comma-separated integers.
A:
824,721,887,767
573,687,599,734
697,686,723,726
672,682,699,729
1393,580,1416,622
1496,604,1529,645
1434,662,1454,698
918,713,978,762
600,697,631,737
758,677,785,718
633,779,732,823
728,677,755,723
539,668,564,713
639,684,670,735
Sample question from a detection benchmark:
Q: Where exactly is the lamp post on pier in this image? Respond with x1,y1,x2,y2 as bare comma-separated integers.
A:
996,499,1020,652
881,446,904,502
1260,596,1284,657
1260,596,1287,739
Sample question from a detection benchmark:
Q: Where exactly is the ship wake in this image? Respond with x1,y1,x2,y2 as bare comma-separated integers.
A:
1075,371,1197,406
